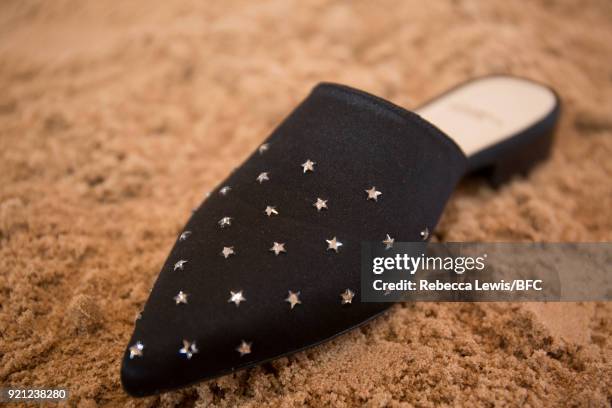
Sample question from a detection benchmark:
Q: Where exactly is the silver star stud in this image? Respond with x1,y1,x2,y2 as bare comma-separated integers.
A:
129,341,144,359
219,186,231,196
221,246,235,259
301,159,316,173
256,172,270,183
236,340,252,356
420,227,430,241
174,291,188,305
264,206,279,217
179,231,191,241
382,234,395,250
270,242,286,255
174,260,187,271
313,198,328,211
179,339,199,360
326,237,343,253
228,290,246,306
258,143,269,154
218,216,232,228
285,290,302,309
365,186,382,201
340,289,355,304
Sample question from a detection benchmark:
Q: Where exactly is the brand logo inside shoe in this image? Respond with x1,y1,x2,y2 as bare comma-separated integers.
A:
449,103,503,127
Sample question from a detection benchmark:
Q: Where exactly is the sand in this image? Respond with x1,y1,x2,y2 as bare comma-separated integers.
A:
0,1,611,407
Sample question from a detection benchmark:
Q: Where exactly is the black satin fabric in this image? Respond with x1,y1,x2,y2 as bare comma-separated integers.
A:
121,83,467,396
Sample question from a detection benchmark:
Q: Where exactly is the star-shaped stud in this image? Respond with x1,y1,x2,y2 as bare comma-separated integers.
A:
285,290,302,309
236,340,252,356
326,237,343,253
313,198,328,211
174,260,187,271
179,231,191,241
221,246,235,259
174,291,188,305
256,172,270,183
219,186,231,196
270,242,286,255
340,289,355,304
301,159,316,173
129,341,144,359
228,290,246,307
382,234,395,250
258,143,269,154
179,339,199,360
420,227,430,241
365,186,382,201
264,206,279,217
218,216,232,228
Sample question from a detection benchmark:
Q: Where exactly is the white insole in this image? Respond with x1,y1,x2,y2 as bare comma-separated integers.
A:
415,76,557,157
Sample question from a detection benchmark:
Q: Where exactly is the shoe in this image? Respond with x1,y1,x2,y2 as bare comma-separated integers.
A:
121,75,560,396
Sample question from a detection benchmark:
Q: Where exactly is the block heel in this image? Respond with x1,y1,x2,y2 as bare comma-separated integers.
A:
485,127,556,186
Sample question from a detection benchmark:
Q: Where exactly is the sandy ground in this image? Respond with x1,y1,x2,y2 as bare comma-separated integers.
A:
1,1,611,407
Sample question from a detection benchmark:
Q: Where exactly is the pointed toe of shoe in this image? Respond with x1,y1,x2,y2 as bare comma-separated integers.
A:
120,342,192,397
120,356,154,397
121,329,249,396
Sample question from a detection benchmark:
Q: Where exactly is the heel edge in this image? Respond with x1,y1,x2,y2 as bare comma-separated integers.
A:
488,129,555,186
467,127,556,187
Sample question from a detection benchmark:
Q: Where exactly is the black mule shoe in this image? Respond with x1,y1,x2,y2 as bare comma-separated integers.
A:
121,75,559,396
